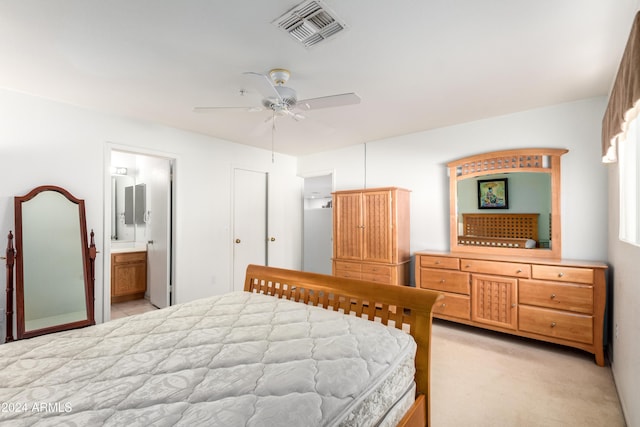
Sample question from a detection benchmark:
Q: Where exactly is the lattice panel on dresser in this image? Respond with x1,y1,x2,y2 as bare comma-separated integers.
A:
458,155,548,177
471,275,518,330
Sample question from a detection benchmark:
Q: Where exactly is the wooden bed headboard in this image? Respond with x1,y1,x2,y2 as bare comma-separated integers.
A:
459,213,539,248
244,264,442,427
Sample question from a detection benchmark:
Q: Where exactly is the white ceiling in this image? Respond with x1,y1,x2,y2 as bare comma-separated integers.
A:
1,1,637,156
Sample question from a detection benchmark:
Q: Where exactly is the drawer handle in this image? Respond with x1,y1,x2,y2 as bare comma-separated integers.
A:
550,322,557,328
465,264,470,268
516,269,522,273
558,272,564,278
511,303,516,308
440,279,446,283
435,261,440,265
550,293,556,299
441,303,446,308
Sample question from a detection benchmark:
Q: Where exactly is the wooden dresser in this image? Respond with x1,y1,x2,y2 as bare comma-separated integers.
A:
415,250,608,365
111,251,147,303
332,187,410,286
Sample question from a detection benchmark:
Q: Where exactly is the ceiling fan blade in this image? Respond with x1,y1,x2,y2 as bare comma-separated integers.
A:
243,72,282,102
284,110,306,121
193,106,263,113
296,92,361,111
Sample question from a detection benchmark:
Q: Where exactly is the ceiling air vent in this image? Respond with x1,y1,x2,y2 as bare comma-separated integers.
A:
273,0,347,48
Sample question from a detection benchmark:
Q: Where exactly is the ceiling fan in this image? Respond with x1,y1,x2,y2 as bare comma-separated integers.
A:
193,68,361,121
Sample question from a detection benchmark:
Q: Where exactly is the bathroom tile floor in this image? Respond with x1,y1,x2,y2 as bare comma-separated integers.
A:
111,298,158,320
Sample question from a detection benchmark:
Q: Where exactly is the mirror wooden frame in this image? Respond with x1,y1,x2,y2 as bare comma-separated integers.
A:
448,148,568,259
5,185,96,342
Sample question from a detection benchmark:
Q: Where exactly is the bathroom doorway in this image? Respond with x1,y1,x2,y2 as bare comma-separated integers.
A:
106,147,175,320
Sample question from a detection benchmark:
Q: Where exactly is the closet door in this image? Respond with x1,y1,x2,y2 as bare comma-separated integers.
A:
233,169,267,291
362,190,393,263
334,192,362,260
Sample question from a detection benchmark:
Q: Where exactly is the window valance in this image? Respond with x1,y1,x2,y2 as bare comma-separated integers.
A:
602,11,640,163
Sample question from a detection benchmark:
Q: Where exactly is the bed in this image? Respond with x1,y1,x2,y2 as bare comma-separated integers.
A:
0,264,442,426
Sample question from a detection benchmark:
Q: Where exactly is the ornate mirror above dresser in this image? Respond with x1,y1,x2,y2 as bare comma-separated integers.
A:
449,148,568,259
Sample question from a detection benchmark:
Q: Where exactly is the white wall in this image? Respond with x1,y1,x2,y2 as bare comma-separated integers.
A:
299,97,609,263
607,159,640,426
0,89,302,336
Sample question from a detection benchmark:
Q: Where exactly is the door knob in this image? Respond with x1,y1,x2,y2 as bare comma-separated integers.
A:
147,240,154,244
235,239,241,244
270,237,276,242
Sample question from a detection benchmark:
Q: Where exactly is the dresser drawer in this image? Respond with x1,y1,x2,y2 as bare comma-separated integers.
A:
334,261,362,272
419,268,470,294
113,252,146,264
334,269,362,280
361,274,391,284
519,279,593,314
531,265,594,284
419,255,459,270
361,264,392,276
432,292,470,320
461,259,530,278
519,305,593,344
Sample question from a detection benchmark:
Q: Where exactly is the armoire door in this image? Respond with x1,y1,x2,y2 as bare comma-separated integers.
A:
333,192,362,260
362,190,393,263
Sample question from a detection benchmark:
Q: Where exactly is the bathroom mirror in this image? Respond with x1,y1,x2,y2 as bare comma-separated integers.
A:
110,176,146,241
10,185,95,340
449,148,567,259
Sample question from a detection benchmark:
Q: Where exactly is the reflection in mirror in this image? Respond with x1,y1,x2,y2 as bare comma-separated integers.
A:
457,173,551,248
9,185,95,340
135,183,146,225
111,175,135,241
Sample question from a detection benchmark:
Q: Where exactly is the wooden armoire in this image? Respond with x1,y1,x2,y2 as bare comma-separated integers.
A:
332,187,410,286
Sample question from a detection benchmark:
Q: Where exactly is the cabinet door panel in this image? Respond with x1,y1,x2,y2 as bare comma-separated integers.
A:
362,191,393,263
334,193,362,260
471,274,517,330
112,253,147,297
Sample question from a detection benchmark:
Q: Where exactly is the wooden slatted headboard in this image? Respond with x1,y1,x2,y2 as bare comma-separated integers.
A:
459,213,539,248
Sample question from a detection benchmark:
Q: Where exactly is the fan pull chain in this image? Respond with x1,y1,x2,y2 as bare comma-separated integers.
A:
271,110,276,163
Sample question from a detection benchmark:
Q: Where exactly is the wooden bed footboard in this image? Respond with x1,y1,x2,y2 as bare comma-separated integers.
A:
244,264,443,427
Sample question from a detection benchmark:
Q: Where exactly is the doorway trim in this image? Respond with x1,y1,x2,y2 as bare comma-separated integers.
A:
103,142,178,322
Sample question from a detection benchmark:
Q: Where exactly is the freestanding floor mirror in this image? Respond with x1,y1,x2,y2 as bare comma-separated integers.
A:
5,185,95,342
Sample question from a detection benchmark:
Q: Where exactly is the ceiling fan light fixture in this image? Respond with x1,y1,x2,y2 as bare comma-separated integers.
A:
269,68,290,85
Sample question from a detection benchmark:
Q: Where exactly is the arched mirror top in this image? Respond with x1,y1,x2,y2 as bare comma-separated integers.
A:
448,148,568,259
7,185,95,341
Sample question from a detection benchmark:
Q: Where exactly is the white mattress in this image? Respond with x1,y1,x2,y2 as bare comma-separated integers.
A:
0,292,416,426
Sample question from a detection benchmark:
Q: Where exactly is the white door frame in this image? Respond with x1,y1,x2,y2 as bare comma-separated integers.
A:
103,142,177,322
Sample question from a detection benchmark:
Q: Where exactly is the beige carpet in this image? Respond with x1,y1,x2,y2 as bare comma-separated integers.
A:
430,320,625,427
